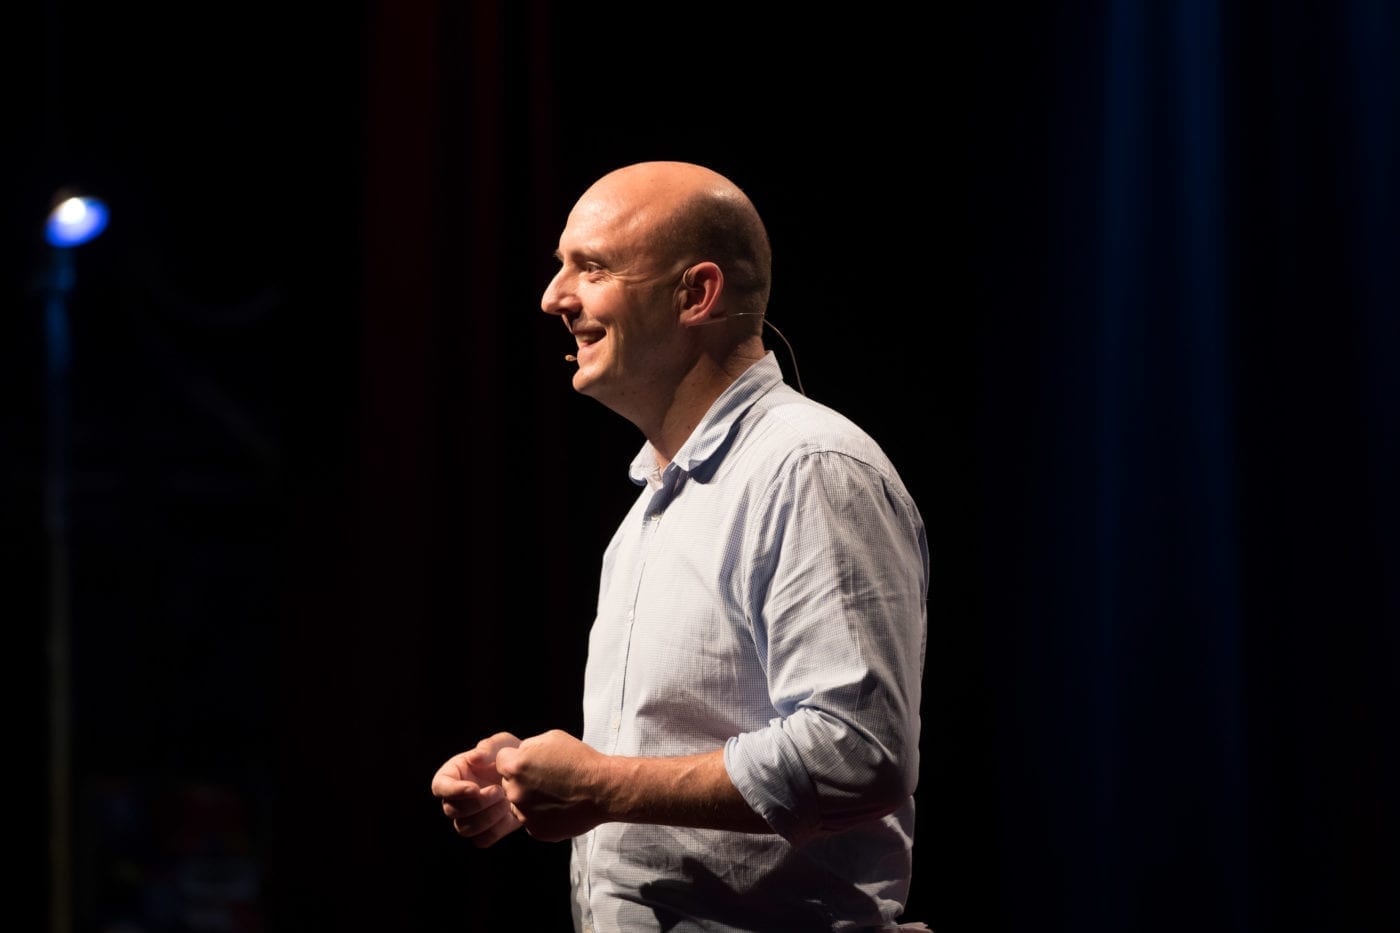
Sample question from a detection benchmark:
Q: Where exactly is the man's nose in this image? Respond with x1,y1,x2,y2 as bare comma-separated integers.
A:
541,271,572,316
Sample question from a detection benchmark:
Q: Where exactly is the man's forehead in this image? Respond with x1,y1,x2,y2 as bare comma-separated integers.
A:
570,190,653,232
562,196,657,257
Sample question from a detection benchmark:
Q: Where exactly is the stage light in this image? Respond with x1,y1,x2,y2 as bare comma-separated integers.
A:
45,193,109,248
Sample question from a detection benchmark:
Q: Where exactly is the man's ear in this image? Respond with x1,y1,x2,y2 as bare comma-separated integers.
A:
676,262,723,325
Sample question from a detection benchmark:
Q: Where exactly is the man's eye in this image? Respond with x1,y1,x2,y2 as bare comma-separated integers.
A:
582,261,604,274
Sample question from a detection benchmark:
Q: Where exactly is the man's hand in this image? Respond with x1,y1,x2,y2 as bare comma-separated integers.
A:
432,732,525,847
495,729,612,842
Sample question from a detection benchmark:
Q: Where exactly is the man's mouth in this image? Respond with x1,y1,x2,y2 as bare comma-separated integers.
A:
571,331,604,355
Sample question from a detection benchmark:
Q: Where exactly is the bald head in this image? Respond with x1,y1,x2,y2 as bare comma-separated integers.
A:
579,161,773,321
542,161,775,447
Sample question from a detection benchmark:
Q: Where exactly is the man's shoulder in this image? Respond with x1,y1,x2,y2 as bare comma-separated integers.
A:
729,388,910,494
751,389,888,457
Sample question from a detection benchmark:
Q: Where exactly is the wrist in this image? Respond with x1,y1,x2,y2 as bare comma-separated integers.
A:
592,752,635,823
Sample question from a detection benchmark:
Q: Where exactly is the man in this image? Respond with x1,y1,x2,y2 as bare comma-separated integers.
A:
432,161,929,931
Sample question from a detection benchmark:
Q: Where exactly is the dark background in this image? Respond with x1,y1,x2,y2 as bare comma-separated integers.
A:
7,2,1397,932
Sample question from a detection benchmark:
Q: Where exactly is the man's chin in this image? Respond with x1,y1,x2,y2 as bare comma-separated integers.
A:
571,368,599,398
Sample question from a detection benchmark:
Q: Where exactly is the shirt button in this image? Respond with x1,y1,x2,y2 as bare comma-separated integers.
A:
610,715,621,731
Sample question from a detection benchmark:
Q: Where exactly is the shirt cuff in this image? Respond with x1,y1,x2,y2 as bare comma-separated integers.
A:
723,722,821,845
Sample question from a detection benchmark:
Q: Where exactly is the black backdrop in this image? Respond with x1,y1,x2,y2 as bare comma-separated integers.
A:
7,3,1397,932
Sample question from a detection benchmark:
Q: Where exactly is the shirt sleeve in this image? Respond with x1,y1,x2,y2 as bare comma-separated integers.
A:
723,448,929,846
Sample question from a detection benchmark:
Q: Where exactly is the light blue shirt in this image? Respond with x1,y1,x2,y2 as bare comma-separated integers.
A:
571,353,930,932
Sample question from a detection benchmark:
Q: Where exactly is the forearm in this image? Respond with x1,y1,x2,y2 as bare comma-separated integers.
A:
599,748,771,834
494,730,772,840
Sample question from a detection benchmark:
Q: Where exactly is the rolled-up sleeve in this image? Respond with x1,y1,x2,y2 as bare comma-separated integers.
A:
723,449,928,846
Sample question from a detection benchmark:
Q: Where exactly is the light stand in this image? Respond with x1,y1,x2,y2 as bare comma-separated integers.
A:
43,191,108,933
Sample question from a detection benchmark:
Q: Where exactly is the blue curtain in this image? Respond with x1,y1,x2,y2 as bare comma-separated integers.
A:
960,2,1398,930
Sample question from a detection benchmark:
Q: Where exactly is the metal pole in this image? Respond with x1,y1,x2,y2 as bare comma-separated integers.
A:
45,245,74,933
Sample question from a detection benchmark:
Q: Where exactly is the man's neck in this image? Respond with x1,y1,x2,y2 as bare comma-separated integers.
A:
645,347,764,470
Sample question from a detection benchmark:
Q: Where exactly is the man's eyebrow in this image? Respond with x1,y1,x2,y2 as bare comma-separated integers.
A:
555,246,608,266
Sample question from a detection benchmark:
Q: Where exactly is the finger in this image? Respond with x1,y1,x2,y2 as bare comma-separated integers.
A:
484,801,526,847
431,773,479,800
471,811,521,848
439,783,502,818
467,733,522,778
430,752,476,795
474,732,522,758
451,797,511,837
462,752,501,786
455,800,523,848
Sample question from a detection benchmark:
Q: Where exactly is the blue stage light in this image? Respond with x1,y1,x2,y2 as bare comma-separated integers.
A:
45,195,110,247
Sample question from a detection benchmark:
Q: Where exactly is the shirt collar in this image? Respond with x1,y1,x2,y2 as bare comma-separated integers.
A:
628,351,785,488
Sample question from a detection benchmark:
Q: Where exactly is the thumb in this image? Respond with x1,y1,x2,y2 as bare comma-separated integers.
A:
494,745,521,779
466,731,522,784
463,747,502,785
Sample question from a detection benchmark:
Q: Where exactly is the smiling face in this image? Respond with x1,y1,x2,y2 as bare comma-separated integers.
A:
541,169,693,427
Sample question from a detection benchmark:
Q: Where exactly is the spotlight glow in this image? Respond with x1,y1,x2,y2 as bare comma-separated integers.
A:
45,195,110,247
